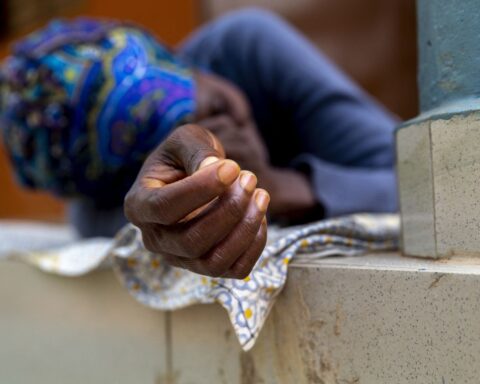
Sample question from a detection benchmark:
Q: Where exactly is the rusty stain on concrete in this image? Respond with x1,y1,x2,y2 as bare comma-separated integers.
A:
240,352,264,384
319,352,339,384
310,319,326,330
296,279,312,320
435,256,480,265
295,276,326,332
155,371,178,384
217,366,228,384
342,377,360,384
305,368,325,384
224,328,232,341
428,273,446,289
334,304,343,337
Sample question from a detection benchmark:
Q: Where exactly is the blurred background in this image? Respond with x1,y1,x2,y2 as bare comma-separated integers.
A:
0,0,417,222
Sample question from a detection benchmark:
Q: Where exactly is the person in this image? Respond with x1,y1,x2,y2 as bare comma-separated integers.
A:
0,9,398,278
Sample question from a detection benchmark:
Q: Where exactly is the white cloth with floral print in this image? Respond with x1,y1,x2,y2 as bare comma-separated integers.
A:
1,214,399,351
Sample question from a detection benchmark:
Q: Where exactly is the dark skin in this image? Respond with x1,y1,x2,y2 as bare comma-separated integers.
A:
195,71,316,219
124,71,316,279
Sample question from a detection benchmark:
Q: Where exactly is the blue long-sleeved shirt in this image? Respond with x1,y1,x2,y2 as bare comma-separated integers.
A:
178,8,397,218
69,8,398,237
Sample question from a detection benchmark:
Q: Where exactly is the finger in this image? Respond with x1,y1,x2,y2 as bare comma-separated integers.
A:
125,158,240,225
152,171,260,258
153,220,268,278
137,234,188,269
172,188,269,276
223,218,268,279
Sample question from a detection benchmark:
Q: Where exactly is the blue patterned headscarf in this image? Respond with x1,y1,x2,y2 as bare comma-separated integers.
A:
0,18,195,204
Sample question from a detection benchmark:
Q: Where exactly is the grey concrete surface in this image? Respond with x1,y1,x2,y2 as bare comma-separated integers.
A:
169,253,480,383
0,263,168,384
2,253,480,383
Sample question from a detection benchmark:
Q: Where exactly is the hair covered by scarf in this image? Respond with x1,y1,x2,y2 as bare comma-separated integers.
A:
0,18,196,204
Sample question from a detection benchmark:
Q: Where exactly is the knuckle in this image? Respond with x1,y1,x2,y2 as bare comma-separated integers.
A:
238,215,261,237
178,228,205,257
162,124,197,155
203,257,229,278
141,226,167,255
230,264,252,280
204,266,224,278
141,232,159,254
174,124,218,172
231,249,263,279
222,194,246,221
184,151,204,174
177,123,203,141
183,123,202,133
170,123,190,139
149,194,176,225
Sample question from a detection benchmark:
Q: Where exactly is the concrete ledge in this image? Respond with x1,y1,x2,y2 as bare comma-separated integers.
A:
169,254,480,383
2,253,480,383
0,264,168,384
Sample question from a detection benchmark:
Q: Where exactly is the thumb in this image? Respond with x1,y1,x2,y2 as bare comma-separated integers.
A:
161,124,226,175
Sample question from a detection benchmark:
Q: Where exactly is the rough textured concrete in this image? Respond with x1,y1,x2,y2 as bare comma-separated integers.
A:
396,121,436,257
397,112,480,258
3,253,480,383
0,262,168,384
417,0,480,112
431,114,480,256
169,254,480,384
397,0,480,258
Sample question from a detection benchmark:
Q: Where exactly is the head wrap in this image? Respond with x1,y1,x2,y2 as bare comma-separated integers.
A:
0,18,195,203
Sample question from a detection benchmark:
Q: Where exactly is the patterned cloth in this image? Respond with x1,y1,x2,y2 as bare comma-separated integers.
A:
0,19,195,202
4,214,399,351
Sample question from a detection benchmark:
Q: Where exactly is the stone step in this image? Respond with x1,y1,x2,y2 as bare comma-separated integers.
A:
0,263,168,384
1,253,480,383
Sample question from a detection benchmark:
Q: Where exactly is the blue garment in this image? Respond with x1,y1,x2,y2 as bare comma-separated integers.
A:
0,19,195,202
69,8,398,237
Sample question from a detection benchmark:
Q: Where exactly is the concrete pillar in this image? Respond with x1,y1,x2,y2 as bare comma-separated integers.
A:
397,0,480,258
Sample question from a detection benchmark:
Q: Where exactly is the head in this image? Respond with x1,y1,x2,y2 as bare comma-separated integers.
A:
0,18,196,203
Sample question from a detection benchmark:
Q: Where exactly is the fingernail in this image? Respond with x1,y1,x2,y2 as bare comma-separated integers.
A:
217,160,240,185
255,190,270,212
239,172,257,193
199,156,219,169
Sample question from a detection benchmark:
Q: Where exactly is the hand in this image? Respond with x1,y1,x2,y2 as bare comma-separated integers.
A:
124,124,270,279
198,115,318,222
198,114,269,174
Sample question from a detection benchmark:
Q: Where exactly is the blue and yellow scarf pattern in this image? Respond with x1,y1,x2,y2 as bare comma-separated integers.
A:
0,18,195,202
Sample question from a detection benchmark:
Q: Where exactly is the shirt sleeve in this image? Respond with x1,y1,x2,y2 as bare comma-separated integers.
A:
293,153,398,218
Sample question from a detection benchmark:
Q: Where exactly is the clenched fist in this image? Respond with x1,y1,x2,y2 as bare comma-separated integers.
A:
124,124,270,279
